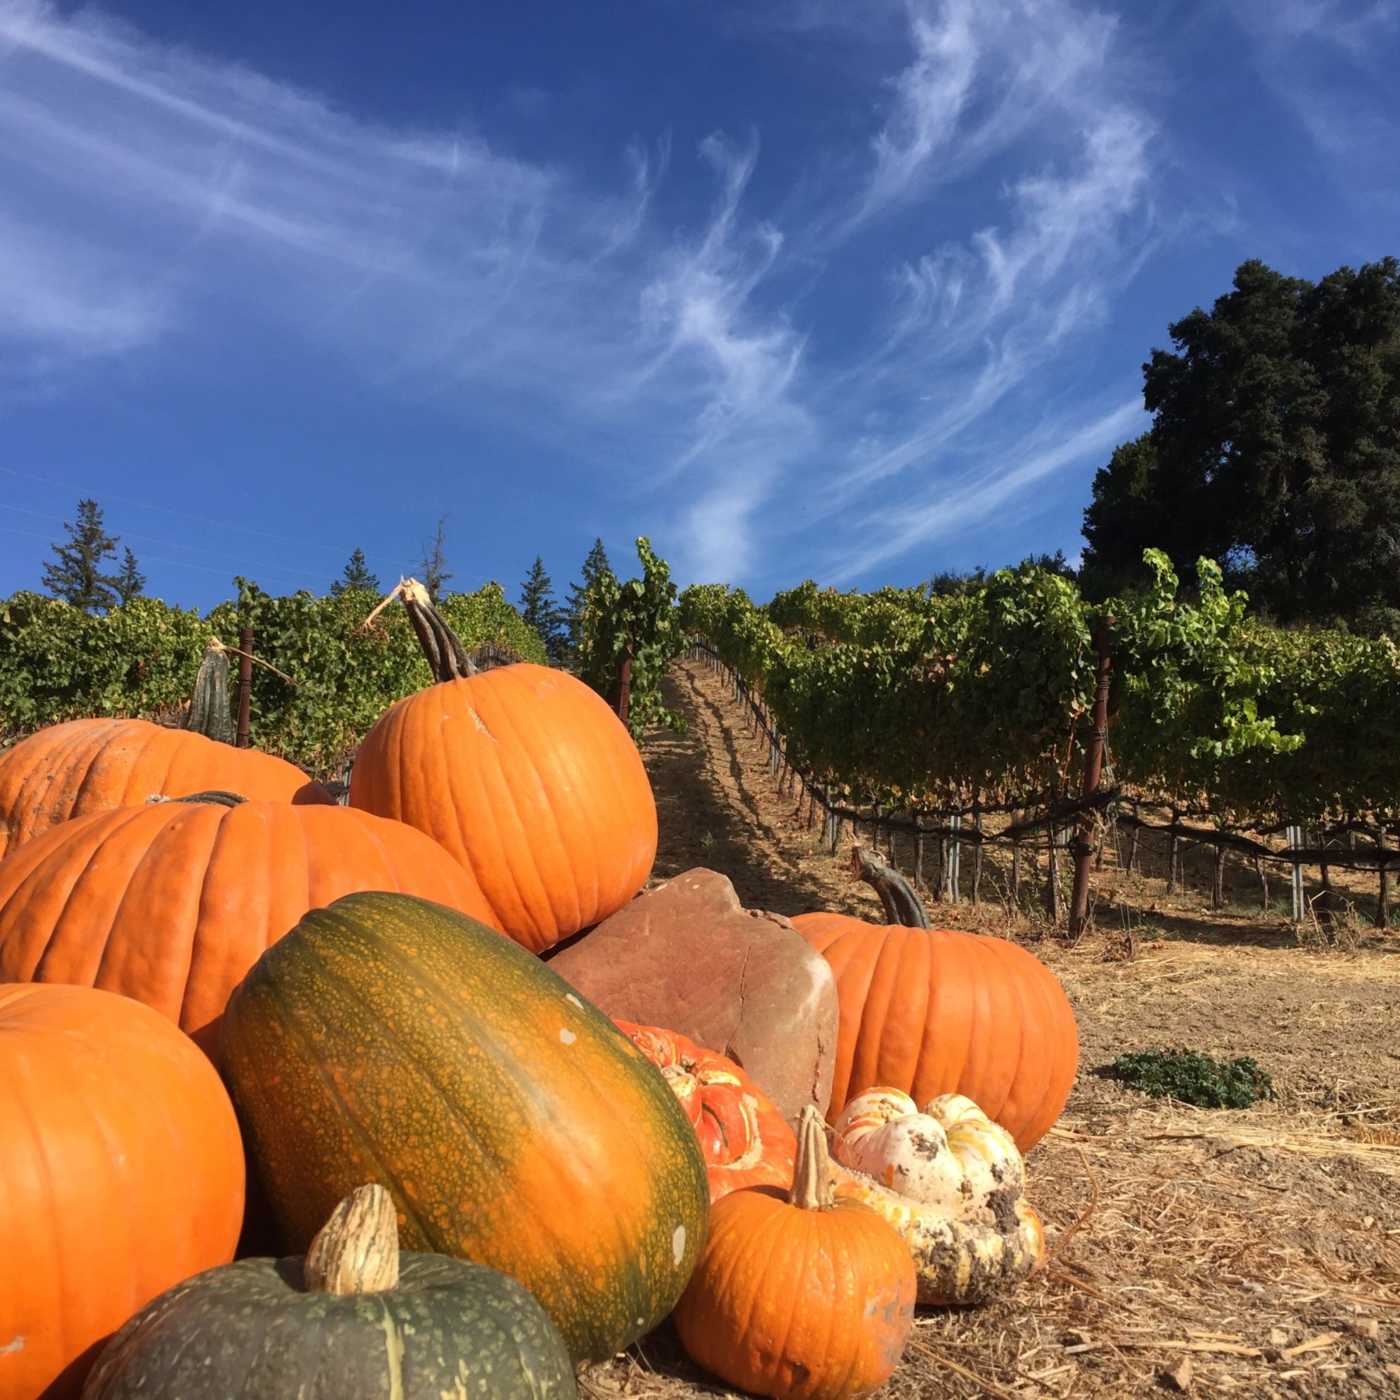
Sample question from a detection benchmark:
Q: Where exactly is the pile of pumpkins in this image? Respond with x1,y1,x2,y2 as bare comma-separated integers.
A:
0,580,1078,1400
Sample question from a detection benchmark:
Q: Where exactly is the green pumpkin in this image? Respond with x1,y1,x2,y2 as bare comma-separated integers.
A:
83,1186,576,1399
220,892,709,1363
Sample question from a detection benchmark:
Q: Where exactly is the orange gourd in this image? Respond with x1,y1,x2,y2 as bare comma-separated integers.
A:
0,794,497,1060
0,717,327,860
673,1106,915,1400
0,984,244,1400
791,913,1078,1151
348,580,656,953
615,1020,797,1200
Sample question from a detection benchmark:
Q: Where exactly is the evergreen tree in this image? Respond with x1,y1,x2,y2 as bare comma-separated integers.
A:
418,517,453,601
42,498,120,612
925,565,987,597
330,547,381,597
519,556,566,664
113,546,146,605
925,552,1074,599
564,537,613,654
1015,549,1076,578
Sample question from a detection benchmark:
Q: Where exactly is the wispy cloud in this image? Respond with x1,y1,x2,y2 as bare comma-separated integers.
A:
637,136,807,465
1229,0,1397,52
735,0,1159,577
853,0,1119,225
0,3,802,479
1226,0,1400,205
2,0,1166,590
813,99,1153,563
635,135,817,578
850,103,1151,485
828,396,1148,581
0,212,170,360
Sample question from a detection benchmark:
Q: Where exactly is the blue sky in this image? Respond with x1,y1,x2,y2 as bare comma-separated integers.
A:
2,0,1397,611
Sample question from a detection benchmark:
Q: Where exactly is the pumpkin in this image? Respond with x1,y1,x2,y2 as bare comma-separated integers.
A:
828,1088,1046,1305
220,891,709,1363
348,578,656,953
0,794,497,1061
0,699,328,860
82,1185,577,1400
791,912,1078,1150
0,984,244,1400
673,1106,915,1400
615,1020,798,1201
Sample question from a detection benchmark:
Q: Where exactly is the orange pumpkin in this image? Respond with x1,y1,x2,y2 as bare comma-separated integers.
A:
673,1106,915,1400
791,914,1078,1151
0,983,244,1400
348,580,656,953
0,795,497,1060
0,717,328,860
615,1020,797,1201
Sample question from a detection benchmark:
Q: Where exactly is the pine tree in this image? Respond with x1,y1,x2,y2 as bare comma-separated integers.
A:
330,547,381,597
42,498,120,612
519,556,566,664
419,517,453,601
564,537,613,655
112,546,146,605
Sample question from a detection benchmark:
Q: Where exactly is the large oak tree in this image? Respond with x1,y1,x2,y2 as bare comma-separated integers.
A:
1082,257,1400,632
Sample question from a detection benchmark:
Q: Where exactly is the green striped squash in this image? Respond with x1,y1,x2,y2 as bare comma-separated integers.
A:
221,892,709,1362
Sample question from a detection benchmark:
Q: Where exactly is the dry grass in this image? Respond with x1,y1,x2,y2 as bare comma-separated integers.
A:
591,658,1400,1397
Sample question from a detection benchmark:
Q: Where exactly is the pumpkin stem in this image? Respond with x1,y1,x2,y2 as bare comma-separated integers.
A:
147,791,249,807
396,577,479,682
789,1106,837,1211
304,1184,401,1295
183,641,236,744
850,843,930,928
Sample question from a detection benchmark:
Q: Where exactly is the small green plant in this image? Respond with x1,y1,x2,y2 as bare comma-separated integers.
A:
1099,1048,1273,1109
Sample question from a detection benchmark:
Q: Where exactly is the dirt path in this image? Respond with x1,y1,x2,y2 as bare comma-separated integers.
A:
588,658,1400,1399
643,658,887,919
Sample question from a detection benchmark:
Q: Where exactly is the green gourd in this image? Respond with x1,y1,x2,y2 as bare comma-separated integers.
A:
83,1185,576,1399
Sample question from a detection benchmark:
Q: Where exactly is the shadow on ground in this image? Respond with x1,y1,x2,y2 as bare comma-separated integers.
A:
638,665,861,917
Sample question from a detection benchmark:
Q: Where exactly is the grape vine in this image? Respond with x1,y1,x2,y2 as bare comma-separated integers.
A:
681,550,1400,836
3,540,1396,850
0,580,546,773
576,537,685,738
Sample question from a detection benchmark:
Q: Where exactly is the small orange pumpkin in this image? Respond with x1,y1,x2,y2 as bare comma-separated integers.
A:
673,1106,915,1400
615,1020,797,1201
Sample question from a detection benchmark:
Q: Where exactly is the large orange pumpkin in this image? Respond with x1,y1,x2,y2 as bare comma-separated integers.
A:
0,717,327,860
791,914,1078,1151
348,580,656,953
0,795,497,1060
0,983,244,1400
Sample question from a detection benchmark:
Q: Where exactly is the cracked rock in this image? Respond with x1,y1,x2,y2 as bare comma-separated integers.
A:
547,867,838,1127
